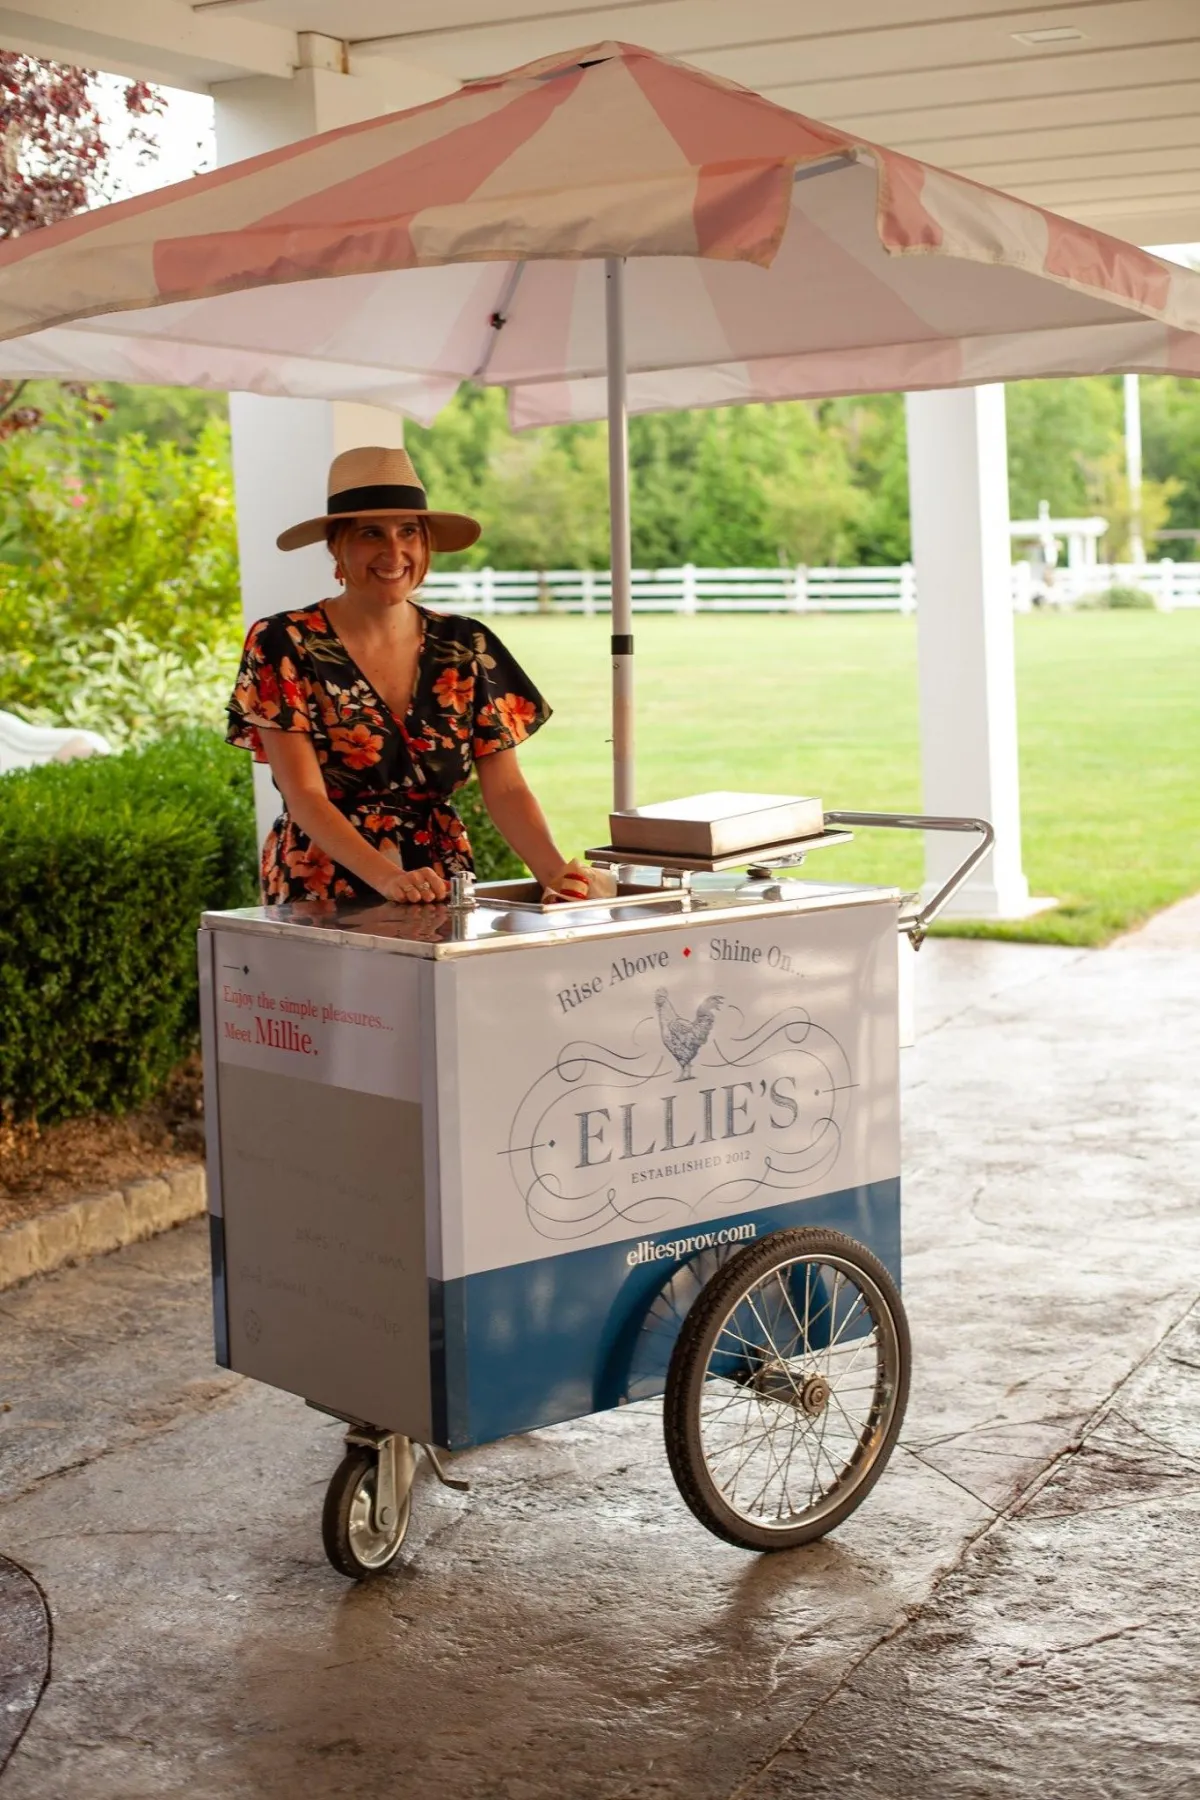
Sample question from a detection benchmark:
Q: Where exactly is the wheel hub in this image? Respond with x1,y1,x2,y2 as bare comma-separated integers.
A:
348,1476,407,1569
800,1374,831,1417
748,1360,830,1413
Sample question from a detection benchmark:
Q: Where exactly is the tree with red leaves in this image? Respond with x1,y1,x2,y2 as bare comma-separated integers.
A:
0,52,165,435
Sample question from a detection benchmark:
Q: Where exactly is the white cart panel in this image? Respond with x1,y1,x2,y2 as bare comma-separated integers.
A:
441,899,898,1279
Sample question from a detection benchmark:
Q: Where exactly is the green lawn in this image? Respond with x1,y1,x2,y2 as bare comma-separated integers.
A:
495,610,1200,947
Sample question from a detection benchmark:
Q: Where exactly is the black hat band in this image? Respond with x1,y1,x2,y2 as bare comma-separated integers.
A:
327,482,428,515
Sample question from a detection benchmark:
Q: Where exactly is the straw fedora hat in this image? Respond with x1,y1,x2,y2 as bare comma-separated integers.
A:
276,446,481,554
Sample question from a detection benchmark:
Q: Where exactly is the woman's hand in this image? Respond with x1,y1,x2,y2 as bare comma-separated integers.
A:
544,858,590,901
542,859,618,903
379,864,448,904
371,839,447,903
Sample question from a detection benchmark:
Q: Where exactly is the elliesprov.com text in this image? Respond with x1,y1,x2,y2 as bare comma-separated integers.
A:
625,1222,756,1268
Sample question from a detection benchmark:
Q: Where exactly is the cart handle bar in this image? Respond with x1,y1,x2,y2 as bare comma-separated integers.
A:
823,812,995,949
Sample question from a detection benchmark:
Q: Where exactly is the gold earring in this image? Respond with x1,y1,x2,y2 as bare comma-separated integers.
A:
334,563,345,583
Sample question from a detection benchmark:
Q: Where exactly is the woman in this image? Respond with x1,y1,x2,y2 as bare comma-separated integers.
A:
227,445,591,907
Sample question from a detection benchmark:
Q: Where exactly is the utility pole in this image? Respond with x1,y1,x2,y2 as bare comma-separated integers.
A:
1123,372,1145,564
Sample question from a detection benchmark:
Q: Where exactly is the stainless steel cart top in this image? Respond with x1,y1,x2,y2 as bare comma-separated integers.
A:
201,875,900,962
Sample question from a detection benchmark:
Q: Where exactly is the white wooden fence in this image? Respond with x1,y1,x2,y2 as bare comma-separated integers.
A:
1027,560,1200,611
422,559,1200,615
422,564,918,614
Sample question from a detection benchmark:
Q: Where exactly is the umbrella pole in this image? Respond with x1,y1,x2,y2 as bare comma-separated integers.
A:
605,256,635,814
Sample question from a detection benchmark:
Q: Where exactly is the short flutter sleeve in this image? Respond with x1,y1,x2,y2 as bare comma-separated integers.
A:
226,614,313,763
468,622,552,760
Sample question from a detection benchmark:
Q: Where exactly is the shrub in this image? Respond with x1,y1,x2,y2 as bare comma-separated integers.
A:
456,776,525,879
0,400,239,660
0,744,521,1121
0,729,257,1122
0,393,241,734
9,617,240,749
1083,585,1158,611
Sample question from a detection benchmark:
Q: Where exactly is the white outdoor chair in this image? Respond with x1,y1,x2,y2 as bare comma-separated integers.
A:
0,708,111,774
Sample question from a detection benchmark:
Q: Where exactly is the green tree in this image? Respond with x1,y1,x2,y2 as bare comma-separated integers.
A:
477,430,609,572
1141,376,1200,558
399,370,1197,576
0,390,240,720
683,404,864,567
95,382,227,446
1005,377,1123,519
830,393,911,564
628,411,701,566
1079,449,1179,562
404,384,509,566
414,388,869,570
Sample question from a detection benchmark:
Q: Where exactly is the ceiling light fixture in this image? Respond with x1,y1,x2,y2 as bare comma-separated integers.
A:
1011,26,1088,45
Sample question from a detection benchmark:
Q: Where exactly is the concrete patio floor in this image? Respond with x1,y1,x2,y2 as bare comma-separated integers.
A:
1,910,1198,1799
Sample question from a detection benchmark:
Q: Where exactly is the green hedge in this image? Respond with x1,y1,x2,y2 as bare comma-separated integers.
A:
1086,585,1158,611
0,729,258,1122
454,777,525,881
0,735,521,1122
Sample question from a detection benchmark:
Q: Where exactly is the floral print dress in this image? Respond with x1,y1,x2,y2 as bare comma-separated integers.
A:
226,602,551,905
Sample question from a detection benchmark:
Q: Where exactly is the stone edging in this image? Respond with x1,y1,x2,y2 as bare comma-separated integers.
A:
0,1165,206,1292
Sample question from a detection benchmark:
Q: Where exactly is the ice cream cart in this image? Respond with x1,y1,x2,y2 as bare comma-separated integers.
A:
199,797,990,1577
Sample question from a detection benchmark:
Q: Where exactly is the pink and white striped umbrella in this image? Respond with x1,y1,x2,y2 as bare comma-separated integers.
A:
3,38,1197,809
0,39,1197,428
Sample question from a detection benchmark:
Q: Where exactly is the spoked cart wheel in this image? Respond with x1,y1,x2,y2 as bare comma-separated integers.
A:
664,1227,911,1551
322,1429,415,1579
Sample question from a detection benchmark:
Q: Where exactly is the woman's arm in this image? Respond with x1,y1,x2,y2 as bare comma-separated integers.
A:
475,748,569,892
260,732,447,901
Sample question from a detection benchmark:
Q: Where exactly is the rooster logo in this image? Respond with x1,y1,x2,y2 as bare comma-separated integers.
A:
655,988,724,1081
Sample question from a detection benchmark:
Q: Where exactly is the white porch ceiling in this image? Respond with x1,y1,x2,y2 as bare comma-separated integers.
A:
1,0,1197,244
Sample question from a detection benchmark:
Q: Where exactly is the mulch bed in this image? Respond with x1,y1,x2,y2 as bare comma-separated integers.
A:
0,1057,205,1231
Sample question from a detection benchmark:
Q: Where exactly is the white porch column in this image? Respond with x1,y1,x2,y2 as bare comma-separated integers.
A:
213,42,457,842
905,385,1041,919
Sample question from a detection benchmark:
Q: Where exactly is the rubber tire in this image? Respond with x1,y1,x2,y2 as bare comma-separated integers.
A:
321,1447,410,1579
663,1226,911,1552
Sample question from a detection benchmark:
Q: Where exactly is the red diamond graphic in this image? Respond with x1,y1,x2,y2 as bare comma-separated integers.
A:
683,946,692,957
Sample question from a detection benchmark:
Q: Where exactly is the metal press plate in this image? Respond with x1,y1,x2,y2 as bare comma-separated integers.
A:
608,791,824,858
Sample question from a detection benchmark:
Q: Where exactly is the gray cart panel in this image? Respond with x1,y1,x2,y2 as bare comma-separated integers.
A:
219,1066,431,1437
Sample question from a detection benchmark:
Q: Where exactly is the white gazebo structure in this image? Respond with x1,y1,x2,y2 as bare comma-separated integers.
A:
1011,502,1109,572
2,1,1197,917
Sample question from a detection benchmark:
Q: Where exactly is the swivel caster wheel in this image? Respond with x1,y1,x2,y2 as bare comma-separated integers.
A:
322,1429,415,1579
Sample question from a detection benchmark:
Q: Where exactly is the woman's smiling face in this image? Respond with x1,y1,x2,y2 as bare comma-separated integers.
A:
334,516,430,603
